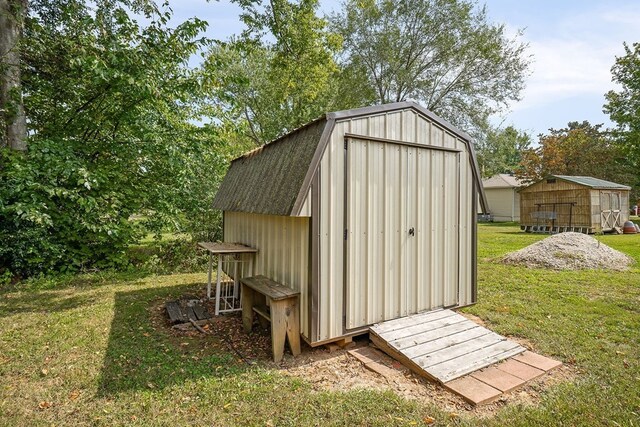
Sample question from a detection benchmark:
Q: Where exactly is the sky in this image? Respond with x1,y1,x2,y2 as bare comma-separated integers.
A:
167,0,640,138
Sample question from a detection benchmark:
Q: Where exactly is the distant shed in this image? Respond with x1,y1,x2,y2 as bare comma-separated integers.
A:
519,175,630,233
213,101,488,346
482,174,524,221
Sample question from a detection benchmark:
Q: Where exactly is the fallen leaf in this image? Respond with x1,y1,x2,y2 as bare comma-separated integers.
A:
223,403,232,409
423,416,436,424
449,412,459,419
40,368,49,376
130,415,138,421
69,390,80,401
38,401,52,410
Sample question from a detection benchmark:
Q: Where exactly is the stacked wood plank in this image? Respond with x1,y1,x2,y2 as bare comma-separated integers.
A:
165,299,211,324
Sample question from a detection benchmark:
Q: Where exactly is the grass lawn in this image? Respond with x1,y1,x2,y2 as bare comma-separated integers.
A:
1,224,639,426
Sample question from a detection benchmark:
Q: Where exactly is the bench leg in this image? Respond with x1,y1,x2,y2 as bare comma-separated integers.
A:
270,300,287,363
286,299,301,357
241,284,254,333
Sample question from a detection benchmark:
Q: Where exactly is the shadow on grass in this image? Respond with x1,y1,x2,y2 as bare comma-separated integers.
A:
97,283,245,396
0,290,101,316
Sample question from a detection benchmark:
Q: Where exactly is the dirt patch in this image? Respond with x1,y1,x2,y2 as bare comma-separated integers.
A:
501,232,633,270
152,292,575,416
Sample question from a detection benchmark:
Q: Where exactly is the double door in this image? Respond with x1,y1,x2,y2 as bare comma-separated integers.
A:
344,137,460,329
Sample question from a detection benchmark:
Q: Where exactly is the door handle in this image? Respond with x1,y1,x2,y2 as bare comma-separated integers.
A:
408,227,415,236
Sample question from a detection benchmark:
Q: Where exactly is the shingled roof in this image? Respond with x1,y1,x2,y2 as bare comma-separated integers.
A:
483,174,524,189
213,102,488,216
212,118,326,216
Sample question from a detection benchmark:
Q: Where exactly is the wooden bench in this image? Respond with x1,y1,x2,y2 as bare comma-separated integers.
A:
240,275,301,362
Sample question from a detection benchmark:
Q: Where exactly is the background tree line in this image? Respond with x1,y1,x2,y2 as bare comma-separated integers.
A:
0,0,637,278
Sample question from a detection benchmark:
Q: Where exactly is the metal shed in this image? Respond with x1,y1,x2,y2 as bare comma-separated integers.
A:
481,174,524,222
519,175,631,234
213,102,487,346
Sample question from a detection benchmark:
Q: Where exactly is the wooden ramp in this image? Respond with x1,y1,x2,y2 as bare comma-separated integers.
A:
369,309,525,384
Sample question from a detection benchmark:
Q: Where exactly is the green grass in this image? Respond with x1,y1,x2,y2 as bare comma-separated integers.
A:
1,224,639,426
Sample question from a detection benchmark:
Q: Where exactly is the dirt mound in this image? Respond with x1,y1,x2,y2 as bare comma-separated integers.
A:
501,232,633,271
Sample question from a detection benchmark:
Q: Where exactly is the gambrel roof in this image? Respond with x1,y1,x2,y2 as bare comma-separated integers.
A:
213,102,488,215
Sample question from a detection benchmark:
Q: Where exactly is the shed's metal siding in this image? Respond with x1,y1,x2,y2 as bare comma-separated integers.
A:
224,212,311,339
485,188,520,221
316,109,475,342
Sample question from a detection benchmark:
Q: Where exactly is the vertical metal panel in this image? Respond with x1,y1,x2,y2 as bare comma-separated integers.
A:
317,109,475,342
317,122,346,341
461,150,473,306
224,212,310,339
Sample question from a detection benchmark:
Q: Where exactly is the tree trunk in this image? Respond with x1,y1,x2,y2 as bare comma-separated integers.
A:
0,0,28,151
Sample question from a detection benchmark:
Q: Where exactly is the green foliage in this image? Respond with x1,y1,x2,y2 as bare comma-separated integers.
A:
476,125,531,178
0,0,231,277
604,42,640,168
330,0,531,136
516,121,636,190
204,0,345,144
0,140,141,274
131,238,210,275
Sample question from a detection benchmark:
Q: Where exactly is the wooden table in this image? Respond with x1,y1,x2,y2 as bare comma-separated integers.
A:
240,275,301,363
198,242,257,315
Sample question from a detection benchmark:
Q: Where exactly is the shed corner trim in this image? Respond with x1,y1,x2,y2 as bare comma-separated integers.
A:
290,118,337,216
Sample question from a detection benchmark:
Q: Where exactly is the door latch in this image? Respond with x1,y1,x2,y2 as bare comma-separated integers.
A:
408,227,415,236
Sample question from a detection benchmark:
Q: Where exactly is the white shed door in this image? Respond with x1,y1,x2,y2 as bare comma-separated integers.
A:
345,138,460,329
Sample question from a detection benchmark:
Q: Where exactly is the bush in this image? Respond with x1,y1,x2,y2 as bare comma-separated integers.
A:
0,141,142,276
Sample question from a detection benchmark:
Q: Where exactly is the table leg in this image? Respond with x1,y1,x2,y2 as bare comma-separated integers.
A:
215,254,222,315
207,253,213,299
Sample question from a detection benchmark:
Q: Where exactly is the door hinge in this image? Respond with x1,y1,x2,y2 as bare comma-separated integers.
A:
344,229,348,240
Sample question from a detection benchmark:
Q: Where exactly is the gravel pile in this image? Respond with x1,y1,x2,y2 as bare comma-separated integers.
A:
502,232,634,271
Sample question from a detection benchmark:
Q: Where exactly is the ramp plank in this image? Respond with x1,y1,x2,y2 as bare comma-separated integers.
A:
372,309,455,334
381,314,467,342
391,321,481,350
401,327,490,359
370,309,525,384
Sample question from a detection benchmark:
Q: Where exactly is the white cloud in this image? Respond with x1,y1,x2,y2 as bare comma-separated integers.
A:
509,3,640,114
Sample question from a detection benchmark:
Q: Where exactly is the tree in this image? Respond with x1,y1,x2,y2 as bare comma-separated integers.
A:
476,125,531,178
330,0,530,135
0,0,28,151
204,0,344,144
515,122,634,187
604,42,640,165
0,0,228,276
